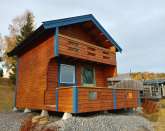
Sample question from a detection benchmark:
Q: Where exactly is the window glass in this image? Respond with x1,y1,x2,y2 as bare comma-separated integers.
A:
60,64,75,84
82,65,95,85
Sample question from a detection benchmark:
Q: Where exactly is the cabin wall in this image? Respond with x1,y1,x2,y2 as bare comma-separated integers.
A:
59,25,99,46
103,65,117,78
115,89,138,109
17,33,54,109
59,24,115,49
78,88,139,113
45,58,58,106
78,88,113,112
95,65,107,87
58,88,73,112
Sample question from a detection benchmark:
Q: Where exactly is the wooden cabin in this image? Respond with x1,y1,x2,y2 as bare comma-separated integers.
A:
8,14,139,113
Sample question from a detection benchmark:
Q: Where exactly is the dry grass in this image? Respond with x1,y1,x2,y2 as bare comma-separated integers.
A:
142,111,160,122
0,78,14,112
142,99,165,131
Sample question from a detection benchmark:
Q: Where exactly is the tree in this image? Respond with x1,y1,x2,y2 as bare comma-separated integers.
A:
0,68,3,77
3,10,35,84
16,11,35,45
0,34,4,62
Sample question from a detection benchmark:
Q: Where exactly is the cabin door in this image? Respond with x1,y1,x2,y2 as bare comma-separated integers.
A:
59,64,76,86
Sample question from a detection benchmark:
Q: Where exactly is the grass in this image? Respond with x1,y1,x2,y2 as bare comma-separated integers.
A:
143,111,160,122
0,78,14,112
142,99,165,131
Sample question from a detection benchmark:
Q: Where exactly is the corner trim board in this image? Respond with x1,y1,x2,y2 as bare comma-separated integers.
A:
138,91,141,107
56,89,58,111
73,86,78,113
56,57,61,111
54,27,59,56
14,57,18,108
112,89,117,110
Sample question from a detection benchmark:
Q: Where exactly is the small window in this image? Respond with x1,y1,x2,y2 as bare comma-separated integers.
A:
82,65,95,86
60,64,75,84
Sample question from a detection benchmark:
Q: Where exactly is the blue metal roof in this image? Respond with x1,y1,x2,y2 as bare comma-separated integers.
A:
43,14,122,52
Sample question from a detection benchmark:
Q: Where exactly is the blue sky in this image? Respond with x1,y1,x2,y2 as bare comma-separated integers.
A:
0,0,165,73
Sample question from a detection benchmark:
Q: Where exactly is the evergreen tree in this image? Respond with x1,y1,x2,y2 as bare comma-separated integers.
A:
16,11,35,45
6,11,35,84
0,68,3,77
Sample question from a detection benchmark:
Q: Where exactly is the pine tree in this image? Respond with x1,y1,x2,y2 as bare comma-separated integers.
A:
0,67,3,77
16,11,35,45
9,11,35,84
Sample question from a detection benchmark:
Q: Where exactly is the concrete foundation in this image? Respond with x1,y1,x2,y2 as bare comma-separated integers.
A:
24,108,31,113
13,107,18,112
40,110,49,117
62,112,72,120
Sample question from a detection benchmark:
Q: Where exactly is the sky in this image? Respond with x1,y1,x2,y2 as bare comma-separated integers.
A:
0,0,165,73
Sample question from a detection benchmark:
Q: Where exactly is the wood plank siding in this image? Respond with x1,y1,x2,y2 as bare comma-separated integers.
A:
17,33,55,110
78,87,139,113
14,15,137,114
58,34,116,65
56,87,139,113
58,87,73,112
78,87,113,112
45,58,58,106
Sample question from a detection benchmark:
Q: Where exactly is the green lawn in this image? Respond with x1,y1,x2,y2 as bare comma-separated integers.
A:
0,78,14,112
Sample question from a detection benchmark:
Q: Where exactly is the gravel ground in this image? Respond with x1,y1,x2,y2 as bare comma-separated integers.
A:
0,112,30,131
0,112,154,131
53,113,154,131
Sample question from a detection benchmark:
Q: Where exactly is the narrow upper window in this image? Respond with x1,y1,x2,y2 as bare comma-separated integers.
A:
82,65,95,86
60,64,75,84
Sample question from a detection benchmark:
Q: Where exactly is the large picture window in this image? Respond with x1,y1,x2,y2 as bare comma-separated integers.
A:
82,65,95,86
60,64,75,84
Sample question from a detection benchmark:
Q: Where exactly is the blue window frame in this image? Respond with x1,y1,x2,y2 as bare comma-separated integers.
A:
60,64,75,85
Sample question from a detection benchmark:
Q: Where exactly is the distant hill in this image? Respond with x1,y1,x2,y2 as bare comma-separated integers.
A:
130,72,165,80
